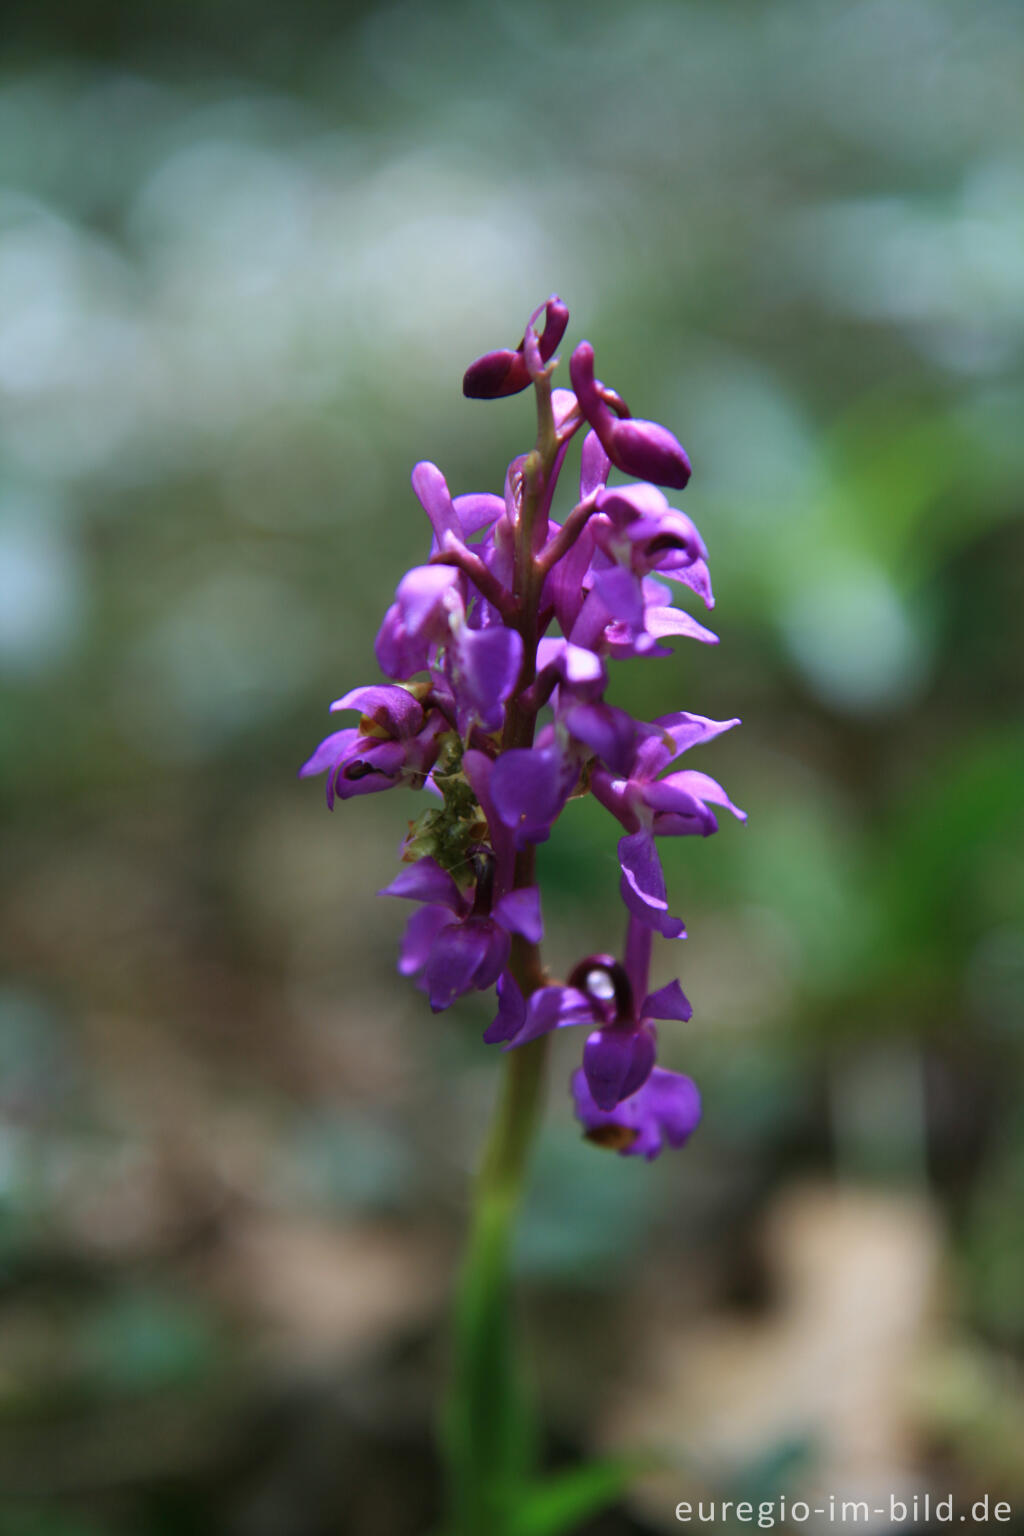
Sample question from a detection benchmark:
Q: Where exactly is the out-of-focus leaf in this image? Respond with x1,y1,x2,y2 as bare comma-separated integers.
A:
511,1455,654,1536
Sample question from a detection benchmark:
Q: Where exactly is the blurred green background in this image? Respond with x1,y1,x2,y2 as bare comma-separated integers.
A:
1,1,1022,1531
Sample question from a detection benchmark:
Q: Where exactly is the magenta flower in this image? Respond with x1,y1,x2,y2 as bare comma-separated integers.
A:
590,712,745,935
299,684,446,806
380,856,543,1013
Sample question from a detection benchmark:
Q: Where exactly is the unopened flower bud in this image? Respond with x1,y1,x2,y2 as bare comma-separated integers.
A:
569,341,691,490
463,296,569,399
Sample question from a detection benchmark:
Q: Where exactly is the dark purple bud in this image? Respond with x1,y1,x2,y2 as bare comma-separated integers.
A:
569,341,692,491
462,347,526,400
463,296,570,399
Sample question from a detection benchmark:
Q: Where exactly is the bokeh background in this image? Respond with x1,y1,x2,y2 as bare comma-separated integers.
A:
2,1,1023,1532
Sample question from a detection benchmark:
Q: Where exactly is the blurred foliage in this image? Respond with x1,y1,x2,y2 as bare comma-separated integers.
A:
1,0,1022,1530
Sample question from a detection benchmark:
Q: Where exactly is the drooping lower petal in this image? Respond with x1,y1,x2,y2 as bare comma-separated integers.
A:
491,745,574,847
617,830,686,938
424,921,495,1012
583,1024,656,1111
450,624,523,732
398,904,451,977
482,970,527,1044
572,1066,701,1159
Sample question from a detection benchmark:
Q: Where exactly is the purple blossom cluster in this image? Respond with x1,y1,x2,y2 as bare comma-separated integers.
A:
301,297,744,1159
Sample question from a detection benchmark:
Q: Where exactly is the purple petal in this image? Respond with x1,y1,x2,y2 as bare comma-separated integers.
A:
618,830,686,939
591,567,645,626
641,979,693,1023
462,749,514,886
589,766,641,831
580,430,611,498
491,746,572,846
375,602,428,679
474,921,512,992
398,904,451,976
332,738,408,800
330,685,424,737
666,557,715,610
379,857,465,912
623,507,706,565
641,778,718,835
564,703,637,777
552,388,579,433
453,492,504,536
654,712,740,761
547,519,599,637
483,970,527,1044
396,565,460,636
644,1068,703,1148
658,770,746,823
425,921,493,1012
643,604,719,646
299,727,359,779
536,638,606,690
506,985,593,1047
493,887,543,944
412,461,460,546
572,1066,701,1159
450,625,523,732
583,1025,656,1111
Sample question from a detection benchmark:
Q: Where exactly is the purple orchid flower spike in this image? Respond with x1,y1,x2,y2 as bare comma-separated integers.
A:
570,340,691,490
302,294,745,1172
463,296,570,399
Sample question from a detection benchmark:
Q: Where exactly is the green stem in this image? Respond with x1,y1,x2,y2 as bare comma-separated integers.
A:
443,947,550,1535
442,356,561,1536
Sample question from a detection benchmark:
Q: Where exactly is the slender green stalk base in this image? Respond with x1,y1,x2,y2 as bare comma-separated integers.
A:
443,1029,550,1536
